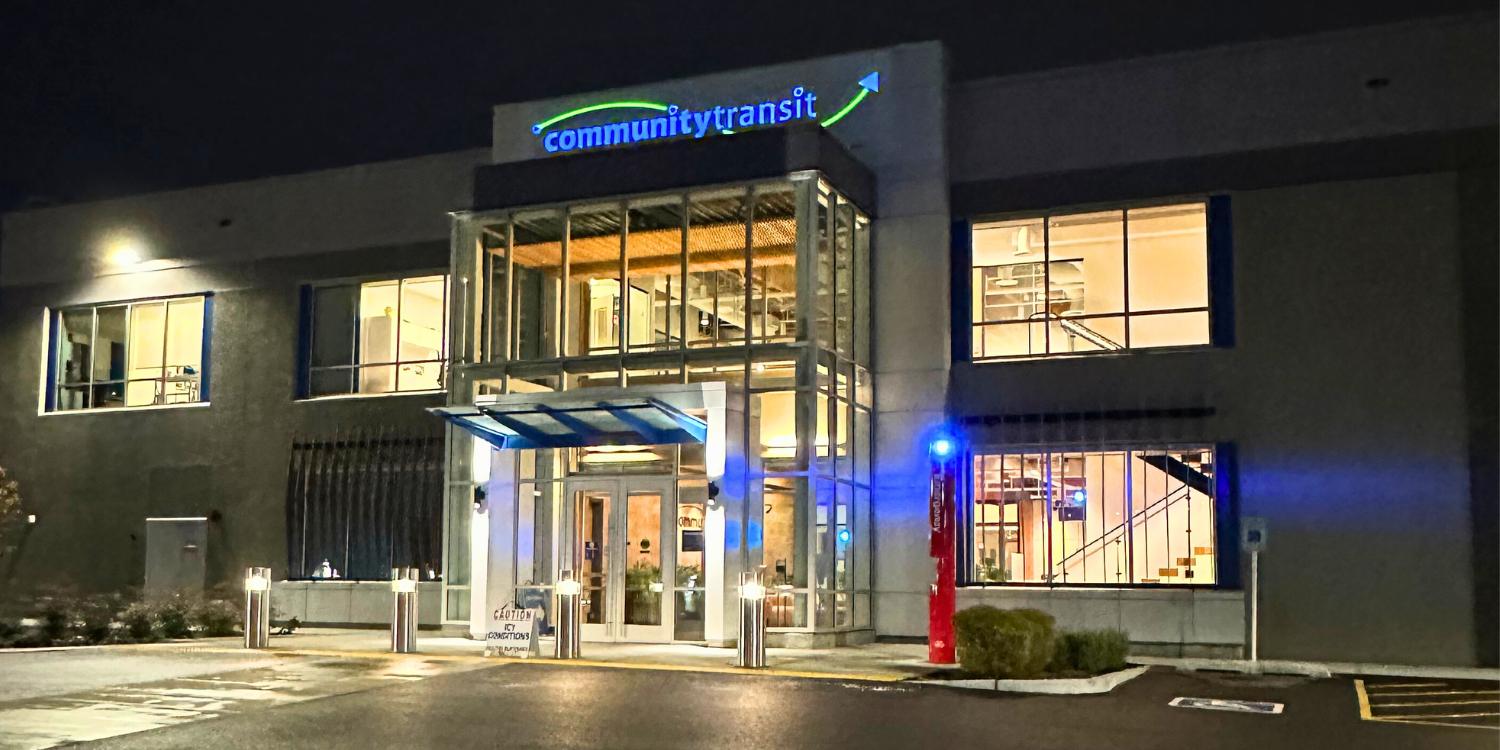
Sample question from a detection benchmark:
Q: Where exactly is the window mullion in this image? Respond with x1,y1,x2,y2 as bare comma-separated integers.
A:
89,307,100,408
397,279,408,391
1122,210,1131,349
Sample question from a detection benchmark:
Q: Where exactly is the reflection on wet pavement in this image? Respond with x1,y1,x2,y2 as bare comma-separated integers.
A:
0,655,494,750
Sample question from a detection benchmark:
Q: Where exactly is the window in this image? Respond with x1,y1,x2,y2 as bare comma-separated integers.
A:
303,274,448,397
48,295,209,411
474,180,828,366
971,202,1210,359
968,446,1217,586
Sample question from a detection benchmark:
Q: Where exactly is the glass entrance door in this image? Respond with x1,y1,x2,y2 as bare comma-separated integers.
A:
567,477,674,642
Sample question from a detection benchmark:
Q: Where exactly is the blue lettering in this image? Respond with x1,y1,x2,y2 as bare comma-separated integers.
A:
692,110,713,138
604,122,631,146
534,82,841,152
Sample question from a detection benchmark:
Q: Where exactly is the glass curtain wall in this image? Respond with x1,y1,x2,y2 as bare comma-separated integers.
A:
444,173,873,634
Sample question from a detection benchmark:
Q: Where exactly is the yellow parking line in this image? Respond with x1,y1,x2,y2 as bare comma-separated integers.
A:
1364,682,1446,690
502,656,905,682
1354,680,1372,720
1376,718,1499,731
1373,699,1500,708
1373,690,1500,698
1375,712,1500,721
162,645,903,682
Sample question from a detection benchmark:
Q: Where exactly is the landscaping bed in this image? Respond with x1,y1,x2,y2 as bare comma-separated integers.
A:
919,605,1142,694
0,587,242,649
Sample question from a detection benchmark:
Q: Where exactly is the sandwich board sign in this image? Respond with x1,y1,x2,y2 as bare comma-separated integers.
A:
486,605,540,658
1169,697,1284,715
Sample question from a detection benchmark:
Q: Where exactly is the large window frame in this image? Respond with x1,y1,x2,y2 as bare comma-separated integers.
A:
967,198,1220,361
45,294,212,413
299,272,450,399
960,443,1227,589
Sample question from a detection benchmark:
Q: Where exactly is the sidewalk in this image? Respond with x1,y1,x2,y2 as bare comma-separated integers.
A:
165,628,953,682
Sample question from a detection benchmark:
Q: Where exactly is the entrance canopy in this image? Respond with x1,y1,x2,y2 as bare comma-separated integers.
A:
429,384,721,451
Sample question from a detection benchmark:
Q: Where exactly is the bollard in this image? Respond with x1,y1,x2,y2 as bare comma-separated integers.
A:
391,567,419,654
243,567,271,649
737,569,767,668
554,570,582,659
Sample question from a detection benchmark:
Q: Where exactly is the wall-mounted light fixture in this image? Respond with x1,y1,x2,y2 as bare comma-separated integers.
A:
101,230,148,268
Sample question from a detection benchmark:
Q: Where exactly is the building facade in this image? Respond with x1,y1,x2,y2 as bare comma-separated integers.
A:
0,15,1493,665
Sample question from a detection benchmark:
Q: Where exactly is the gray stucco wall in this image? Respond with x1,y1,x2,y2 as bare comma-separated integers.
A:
0,150,487,599
949,171,1482,666
0,244,451,597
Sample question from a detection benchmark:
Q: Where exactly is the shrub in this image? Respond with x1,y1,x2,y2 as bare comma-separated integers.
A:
1052,629,1130,674
192,598,240,637
156,595,194,639
74,593,121,644
120,601,158,642
34,596,74,643
953,606,1057,679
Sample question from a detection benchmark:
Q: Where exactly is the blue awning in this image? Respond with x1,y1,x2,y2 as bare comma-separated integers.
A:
429,397,708,451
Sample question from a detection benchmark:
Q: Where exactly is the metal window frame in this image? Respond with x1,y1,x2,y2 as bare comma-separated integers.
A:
968,198,1214,362
961,443,1221,590
48,294,210,412
445,171,874,635
303,272,450,397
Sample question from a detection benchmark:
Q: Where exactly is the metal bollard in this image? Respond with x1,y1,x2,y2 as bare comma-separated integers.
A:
243,567,271,649
390,567,419,653
737,569,767,668
554,570,582,659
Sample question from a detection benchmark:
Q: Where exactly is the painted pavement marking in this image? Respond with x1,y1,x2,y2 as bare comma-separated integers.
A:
1169,697,1285,715
1355,678,1500,732
0,655,494,749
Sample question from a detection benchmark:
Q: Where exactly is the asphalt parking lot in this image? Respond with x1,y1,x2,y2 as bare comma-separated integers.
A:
1,646,1495,750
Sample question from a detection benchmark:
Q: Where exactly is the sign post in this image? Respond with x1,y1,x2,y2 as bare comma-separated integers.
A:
928,438,958,665
1241,517,1268,663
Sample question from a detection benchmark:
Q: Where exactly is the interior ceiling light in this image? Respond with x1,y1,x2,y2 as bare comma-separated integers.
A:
1012,226,1032,257
579,445,659,463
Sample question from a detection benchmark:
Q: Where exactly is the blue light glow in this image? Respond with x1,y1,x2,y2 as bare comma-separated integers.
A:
1071,489,1087,505
837,528,851,544
930,437,954,458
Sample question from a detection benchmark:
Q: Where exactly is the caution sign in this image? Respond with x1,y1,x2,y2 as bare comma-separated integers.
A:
1169,697,1284,715
486,606,540,658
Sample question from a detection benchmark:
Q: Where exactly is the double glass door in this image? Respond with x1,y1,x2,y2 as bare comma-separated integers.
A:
569,477,674,642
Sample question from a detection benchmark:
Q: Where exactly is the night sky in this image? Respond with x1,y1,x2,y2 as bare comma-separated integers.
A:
0,1,1490,213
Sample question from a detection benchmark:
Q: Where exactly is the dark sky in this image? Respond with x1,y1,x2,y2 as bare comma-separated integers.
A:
0,1,1491,212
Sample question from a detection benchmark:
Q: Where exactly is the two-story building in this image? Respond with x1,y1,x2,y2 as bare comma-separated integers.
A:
1,14,1493,666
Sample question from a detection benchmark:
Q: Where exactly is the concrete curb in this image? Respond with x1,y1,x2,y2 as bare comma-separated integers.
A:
916,665,1149,695
1130,656,1500,681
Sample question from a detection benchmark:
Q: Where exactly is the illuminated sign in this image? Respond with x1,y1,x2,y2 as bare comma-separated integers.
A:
534,72,879,154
